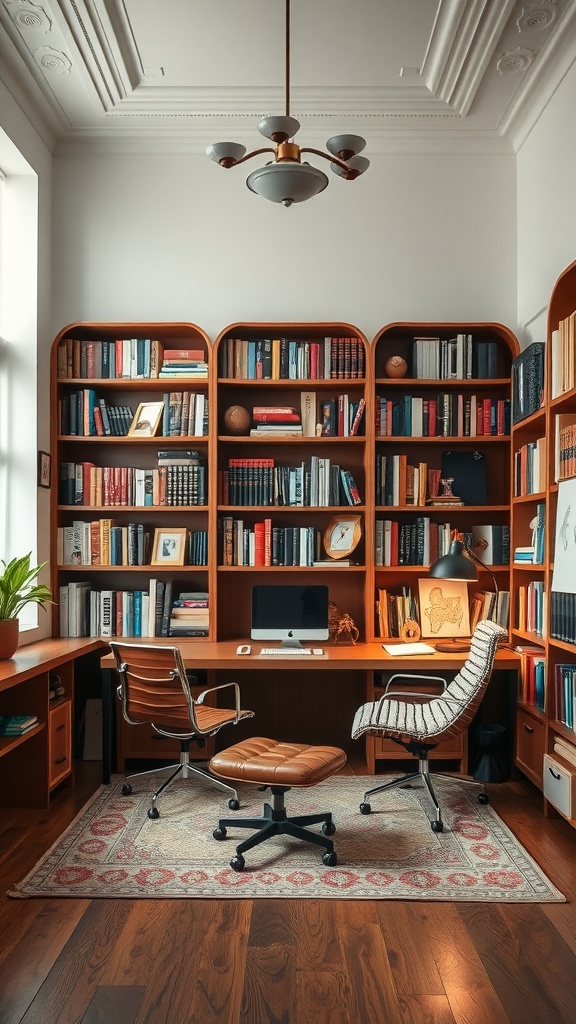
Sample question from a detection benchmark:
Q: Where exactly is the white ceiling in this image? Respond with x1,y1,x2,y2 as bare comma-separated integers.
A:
1,0,576,153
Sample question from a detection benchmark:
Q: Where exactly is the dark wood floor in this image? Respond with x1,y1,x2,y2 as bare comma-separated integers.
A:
1,761,576,1024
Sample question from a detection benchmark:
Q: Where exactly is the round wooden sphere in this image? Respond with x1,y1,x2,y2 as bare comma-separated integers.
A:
384,355,408,378
223,405,251,435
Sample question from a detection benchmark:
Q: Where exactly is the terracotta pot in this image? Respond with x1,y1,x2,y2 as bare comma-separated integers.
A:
0,618,19,659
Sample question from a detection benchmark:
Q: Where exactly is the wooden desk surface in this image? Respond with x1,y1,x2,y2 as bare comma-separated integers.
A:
0,637,105,691
100,639,519,672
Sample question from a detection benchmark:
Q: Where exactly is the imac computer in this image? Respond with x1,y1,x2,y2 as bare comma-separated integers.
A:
251,584,330,649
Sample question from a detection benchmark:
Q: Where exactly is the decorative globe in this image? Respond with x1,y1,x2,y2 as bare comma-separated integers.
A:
223,405,251,435
384,355,408,378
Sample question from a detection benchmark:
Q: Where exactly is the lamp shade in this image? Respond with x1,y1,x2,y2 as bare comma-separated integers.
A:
428,540,478,582
246,162,329,206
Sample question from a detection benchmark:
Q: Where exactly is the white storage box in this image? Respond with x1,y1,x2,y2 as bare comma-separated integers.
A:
543,754,576,819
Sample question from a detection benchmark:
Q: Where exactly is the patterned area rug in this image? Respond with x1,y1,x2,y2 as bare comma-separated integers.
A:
11,774,564,901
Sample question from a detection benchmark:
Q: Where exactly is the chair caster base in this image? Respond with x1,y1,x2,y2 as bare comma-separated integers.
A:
121,783,132,796
231,854,245,871
213,826,227,840
478,792,489,804
360,802,371,815
323,850,337,866
228,798,240,811
148,807,159,820
322,820,336,836
431,819,443,833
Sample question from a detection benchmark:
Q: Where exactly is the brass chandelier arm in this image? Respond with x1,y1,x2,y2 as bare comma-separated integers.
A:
221,147,275,168
300,147,352,173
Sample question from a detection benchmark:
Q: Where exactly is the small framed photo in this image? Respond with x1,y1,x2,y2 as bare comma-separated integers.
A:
128,401,164,438
418,578,471,639
151,528,187,566
323,514,362,559
38,450,51,488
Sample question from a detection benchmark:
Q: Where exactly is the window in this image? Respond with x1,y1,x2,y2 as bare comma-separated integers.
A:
0,129,40,630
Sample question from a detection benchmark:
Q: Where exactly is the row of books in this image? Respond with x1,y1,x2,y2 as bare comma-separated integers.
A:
247,396,365,439
219,519,327,567
555,413,576,481
375,586,420,638
162,392,208,436
516,646,546,711
59,460,207,507
59,392,134,437
511,342,545,423
409,336,497,381
516,581,545,637
218,337,365,381
469,589,510,631
375,455,442,507
550,592,576,645
57,339,209,381
551,315,575,400
375,394,510,438
218,457,361,508
374,520,510,568
59,581,209,638
513,437,546,496
553,736,576,767
57,521,208,566
0,714,39,736
553,663,576,732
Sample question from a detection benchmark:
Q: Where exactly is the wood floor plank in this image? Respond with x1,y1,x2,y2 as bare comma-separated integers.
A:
375,901,445,996
397,993,457,1024
334,901,404,1024
18,900,134,1024
294,900,342,970
0,899,91,1022
413,904,510,1024
456,903,566,1024
81,985,144,1024
295,970,351,1024
241,900,297,1024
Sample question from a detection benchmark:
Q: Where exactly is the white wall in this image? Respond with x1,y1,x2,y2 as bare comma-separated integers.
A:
517,60,576,344
52,148,518,345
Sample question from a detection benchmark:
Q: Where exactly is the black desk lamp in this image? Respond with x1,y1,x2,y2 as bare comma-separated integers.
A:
427,540,499,653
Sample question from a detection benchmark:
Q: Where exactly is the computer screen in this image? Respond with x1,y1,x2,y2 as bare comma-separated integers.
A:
251,584,330,647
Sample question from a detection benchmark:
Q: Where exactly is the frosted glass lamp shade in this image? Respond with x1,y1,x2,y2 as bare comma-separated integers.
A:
246,162,328,206
206,142,247,166
326,135,366,160
258,116,301,142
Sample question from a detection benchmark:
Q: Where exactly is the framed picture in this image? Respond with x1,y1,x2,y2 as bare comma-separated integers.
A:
418,578,471,639
323,514,362,559
151,528,187,566
38,450,51,488
128,401,164,438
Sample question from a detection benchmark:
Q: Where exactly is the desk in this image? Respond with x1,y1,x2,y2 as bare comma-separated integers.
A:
100,641,519,784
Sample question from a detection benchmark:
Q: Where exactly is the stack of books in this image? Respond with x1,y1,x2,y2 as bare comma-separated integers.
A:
168,591,209,637
514,545,535,563
159,347,208,379
0,714,39,736
250,406,302,436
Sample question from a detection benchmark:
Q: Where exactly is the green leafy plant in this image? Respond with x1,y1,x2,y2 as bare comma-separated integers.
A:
0,553,52,620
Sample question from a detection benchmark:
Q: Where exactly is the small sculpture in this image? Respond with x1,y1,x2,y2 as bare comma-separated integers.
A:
333,612,360,645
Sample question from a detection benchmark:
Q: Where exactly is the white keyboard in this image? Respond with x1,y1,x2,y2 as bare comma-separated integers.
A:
259,647,321,656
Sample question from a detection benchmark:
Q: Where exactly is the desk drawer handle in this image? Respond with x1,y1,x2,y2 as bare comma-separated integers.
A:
56,724,66,732
547,766,562,781
523,723,534,734
55,756,67,765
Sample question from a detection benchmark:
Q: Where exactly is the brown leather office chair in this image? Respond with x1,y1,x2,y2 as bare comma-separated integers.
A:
109,641,254,818
351,620,507,832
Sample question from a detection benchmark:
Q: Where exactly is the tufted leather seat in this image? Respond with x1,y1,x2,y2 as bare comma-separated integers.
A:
209,736,347,871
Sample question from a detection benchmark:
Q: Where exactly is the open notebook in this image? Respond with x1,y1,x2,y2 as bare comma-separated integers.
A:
382,642,436,656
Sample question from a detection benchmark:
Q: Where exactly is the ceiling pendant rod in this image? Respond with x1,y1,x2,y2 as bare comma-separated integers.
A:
285,0,291,118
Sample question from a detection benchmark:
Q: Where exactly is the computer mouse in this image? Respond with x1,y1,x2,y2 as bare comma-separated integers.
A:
236,644,251,655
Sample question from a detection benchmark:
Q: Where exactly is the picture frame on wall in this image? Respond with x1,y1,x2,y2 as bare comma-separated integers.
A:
417,578,471,638
38,450,51,488
151,528,187,566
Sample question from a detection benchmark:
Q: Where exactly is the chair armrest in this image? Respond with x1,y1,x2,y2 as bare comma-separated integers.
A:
385,672,447,693
197,681,242,721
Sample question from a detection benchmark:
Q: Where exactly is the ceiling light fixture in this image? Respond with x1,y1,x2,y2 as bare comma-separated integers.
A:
206,0,369,207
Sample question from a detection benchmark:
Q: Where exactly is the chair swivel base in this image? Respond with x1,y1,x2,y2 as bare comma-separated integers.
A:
121,758,240,819
213,785,337,871
359,760,488,833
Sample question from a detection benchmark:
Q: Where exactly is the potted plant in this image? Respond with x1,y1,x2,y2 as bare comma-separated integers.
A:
0,553,52,659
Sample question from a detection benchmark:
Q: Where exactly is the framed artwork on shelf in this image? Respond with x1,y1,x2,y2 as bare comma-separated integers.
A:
151,528,187,566
38,450,51,488
323,514,362,559
128,401,164,438
418,578,471,639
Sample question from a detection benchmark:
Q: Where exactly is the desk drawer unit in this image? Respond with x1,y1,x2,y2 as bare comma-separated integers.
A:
543,754,576,819
515,707,545,788
49,700,72,789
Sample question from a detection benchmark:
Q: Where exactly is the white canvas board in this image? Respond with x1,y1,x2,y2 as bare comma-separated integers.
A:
551,477,576,593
